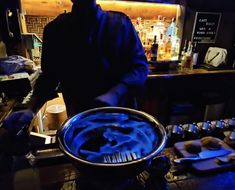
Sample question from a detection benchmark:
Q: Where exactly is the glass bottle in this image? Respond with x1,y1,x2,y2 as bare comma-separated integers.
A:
192,42,199,67
166,17,176,38
184,41,193,71
154,15,166,42
180,40,188,68
150,35,158,62
157,33,165,61
165,35,172,60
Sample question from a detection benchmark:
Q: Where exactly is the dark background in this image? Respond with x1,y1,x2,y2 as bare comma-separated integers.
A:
182,0,235,67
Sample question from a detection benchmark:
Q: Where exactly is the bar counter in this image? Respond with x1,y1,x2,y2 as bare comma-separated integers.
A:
148,68,235,79
1,146,235,190
0,68,234,128
142,68,235,126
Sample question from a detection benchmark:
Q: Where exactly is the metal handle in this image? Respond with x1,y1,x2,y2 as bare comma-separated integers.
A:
208,52,220,63
174,156,200,164
5,9,14,38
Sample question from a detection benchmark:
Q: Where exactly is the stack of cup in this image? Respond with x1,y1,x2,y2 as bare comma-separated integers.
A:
46,104,67,130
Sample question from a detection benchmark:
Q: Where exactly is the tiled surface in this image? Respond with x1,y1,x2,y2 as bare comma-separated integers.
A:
25,16,55,39
25,15,166,42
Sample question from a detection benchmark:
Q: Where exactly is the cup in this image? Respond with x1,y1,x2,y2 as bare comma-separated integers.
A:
46,104,67,130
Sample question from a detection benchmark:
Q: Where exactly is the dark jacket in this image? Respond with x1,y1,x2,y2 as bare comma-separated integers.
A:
33,4,148,117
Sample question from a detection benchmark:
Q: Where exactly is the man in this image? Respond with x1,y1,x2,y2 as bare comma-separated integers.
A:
3,0,148,135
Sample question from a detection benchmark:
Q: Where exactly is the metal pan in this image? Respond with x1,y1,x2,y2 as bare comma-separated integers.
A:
56,107,167,179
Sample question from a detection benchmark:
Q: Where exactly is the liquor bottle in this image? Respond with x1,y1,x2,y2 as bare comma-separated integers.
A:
165,35,172,60
150,35,158,62
172,37,180,60
184,40,193,70
157,33,165,61
135,17,143,35
180,40,188,66
144,42,151,61
182,40,188,53
147,26,154,45
192,42,199,67
166,17,176,38
154,15,166,42
135,17,145,43
186,40,193,55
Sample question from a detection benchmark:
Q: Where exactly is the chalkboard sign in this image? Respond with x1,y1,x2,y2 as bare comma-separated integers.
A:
192,12,221,43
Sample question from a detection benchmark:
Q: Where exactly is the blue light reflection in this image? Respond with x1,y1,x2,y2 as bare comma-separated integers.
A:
63,112,158,163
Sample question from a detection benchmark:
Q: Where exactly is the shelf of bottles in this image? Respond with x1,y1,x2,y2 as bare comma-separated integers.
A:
21,0,183,62
133,15,181,62
98,1,183,62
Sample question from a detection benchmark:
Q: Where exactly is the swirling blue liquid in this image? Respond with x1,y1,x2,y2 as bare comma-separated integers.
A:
63,112,158,163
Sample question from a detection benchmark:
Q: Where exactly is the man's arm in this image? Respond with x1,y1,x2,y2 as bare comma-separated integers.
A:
95,13,148,107
28,23,60,114
120,15,149,87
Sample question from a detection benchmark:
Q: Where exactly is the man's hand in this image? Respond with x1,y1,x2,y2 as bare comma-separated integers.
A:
3,109,34,137
94,91,119,107
94,83,128,107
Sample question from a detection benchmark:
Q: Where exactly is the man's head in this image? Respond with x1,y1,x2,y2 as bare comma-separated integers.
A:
71,0,97,14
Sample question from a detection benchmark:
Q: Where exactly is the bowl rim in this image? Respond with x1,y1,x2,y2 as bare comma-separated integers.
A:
56,106,167,167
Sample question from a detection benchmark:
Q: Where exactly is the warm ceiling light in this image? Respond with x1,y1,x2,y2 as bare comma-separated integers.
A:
21,0,179,19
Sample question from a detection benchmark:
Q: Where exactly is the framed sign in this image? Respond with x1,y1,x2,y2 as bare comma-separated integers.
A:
192,12,221,43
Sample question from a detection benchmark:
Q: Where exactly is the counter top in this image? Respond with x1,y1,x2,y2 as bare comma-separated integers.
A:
148,68,235,79
1,146,235,190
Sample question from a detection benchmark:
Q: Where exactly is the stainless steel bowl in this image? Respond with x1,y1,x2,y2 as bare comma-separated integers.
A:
57,107,167,179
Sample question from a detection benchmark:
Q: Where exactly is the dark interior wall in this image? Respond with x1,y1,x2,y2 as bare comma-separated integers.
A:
182,0,235,67
187,0,235,12
217,12,235,65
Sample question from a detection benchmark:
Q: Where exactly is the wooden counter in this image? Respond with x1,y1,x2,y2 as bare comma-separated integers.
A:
140,68,235,126
148,68,235,79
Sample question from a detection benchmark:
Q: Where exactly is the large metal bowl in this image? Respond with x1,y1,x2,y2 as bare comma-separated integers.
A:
56,107,167,179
